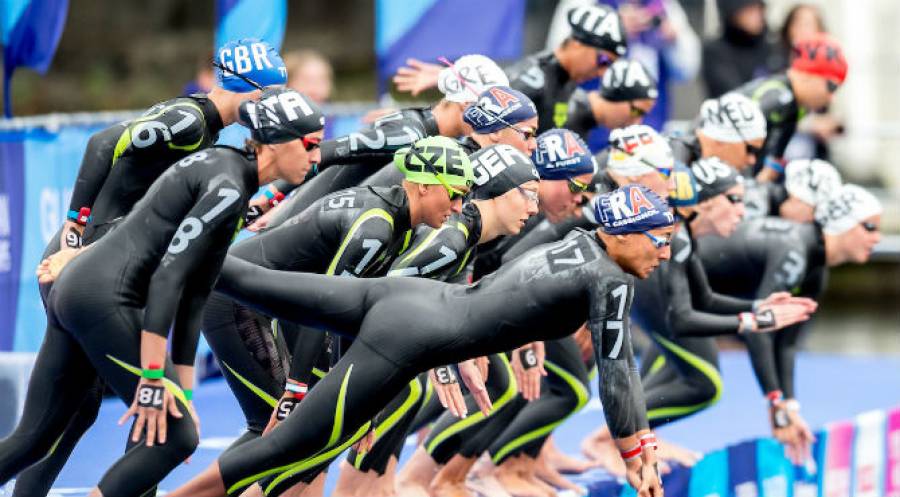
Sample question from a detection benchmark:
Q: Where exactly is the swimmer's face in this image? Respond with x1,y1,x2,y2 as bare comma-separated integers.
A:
493,180,540,236
612,225,673,279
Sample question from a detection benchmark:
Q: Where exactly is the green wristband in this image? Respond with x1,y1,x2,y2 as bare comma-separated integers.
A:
141,368,165,380
183,389,193,401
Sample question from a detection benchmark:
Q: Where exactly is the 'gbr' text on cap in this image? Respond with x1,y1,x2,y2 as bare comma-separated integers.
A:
219,42,275,74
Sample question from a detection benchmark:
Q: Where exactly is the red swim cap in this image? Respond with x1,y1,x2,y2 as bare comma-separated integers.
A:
791,33,848,84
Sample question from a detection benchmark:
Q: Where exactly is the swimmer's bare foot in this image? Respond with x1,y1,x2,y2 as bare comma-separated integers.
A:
542,436,597,474
579,426,612,462
534,448,585,495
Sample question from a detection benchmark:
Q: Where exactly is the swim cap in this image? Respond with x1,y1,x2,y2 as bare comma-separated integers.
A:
600,59,658,102
437,54,509,104
469,145,540,200
532,129,597,180
784,159,842,207
594,184,675,234
608,125,674,177
215,38,287,92
393,136,474,187
567,5,628,56
690,157,741,203
238,88,325,144
669,163,699,207
463,86,537,134
791,33,848,85
697,93,767,143
814,184,882,235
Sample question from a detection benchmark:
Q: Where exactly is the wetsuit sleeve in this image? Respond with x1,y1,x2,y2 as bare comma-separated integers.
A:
318,116,428,169
743,239,809,396
665,255,742,337
170,260,221,366
687,254,754,314
756,85,798,164
388,225,471,280
67,125,124,214
143,180,245,338
589,276,648,438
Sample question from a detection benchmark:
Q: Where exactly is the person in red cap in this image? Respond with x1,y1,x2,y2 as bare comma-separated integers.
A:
734,32,848,182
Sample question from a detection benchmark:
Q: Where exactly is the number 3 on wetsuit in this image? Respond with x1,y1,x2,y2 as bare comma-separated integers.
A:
603,285,628,359
167,188,241,254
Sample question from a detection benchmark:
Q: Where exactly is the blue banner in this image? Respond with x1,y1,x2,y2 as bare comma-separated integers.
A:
2,0,70,116
375,0,525,94
215,0,286,51
0,140,25,349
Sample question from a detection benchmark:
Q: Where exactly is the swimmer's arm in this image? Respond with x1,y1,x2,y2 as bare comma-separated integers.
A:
687,254,753,314
143,182,244,343
589,277,649,440
666,254,742,337
67,125,122,220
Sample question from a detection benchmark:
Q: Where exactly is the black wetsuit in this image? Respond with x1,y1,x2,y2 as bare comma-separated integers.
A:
734,74,804,173
0,146,255,497
264,107,439,214
214,229,648,496
632,223,755,427
696,217,827,399
14,95,223,497
203,185,413,461
507,51,579,134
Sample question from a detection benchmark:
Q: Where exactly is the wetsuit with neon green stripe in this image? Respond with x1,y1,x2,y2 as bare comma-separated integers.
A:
735,74,804,174
633,222,756,428
201,185,413,459
350,203,520,470
0,146,255,496
211,227,648,496
14,95,223,497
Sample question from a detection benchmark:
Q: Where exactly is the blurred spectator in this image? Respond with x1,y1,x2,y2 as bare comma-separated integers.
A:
546,0,700,149
283,49,334,104
777,4,826,69
182,52,215,95
702,0,781,98
777,5,843,162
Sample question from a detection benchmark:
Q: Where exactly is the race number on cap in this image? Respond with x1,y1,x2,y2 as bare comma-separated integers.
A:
608,125,674,177
600,59,658,102
437,54,509,103
814,184,882,235
784,159,842,206
698,93,767,143
567,4,627,55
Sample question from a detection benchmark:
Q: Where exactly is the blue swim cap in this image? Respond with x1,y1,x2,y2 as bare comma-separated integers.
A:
215,38,287,92
463,86,537,134
594,184,674,234
531,129,597,180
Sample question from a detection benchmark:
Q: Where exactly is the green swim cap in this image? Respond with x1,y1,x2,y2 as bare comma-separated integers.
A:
393,136,474,188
